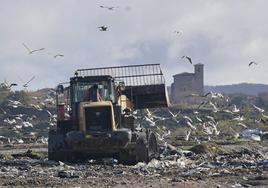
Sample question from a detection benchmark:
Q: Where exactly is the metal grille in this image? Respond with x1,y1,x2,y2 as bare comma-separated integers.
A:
85,106,112,131
76,64,165,86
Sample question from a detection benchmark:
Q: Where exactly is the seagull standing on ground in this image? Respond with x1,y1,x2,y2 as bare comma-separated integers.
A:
22,43,45,54
181,56,192,64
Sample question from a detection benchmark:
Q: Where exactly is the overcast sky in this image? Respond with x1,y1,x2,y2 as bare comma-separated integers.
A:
0,0,267,90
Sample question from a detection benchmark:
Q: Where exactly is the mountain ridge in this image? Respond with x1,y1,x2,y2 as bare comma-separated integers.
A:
204,82,268,95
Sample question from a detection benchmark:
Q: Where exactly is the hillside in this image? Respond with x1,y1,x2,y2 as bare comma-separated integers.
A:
204,83,268,95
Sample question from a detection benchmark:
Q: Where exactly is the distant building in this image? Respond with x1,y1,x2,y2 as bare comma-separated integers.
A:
170,63,204,104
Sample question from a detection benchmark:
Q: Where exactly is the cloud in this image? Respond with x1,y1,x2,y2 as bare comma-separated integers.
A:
0,0,267,89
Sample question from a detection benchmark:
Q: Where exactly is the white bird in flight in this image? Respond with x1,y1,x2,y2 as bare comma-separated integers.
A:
237,122,247,128
144,115,157,126
232,105,240,113
168,109,180,118
23,76,35,88
233,115,244,121
206,115,216,123
22,43,45,54
252,104,264,113
49,53,64,58
186,121,196,130
184,130,191,141
196,116,203,123
209,101,218,112
100,6,119,10
183,115,193,123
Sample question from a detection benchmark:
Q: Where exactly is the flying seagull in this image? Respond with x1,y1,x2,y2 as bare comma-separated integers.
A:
249,61,257,66
204,91,213,97
0,107,6,115
183,115,193,123
23,76,35,88
232,105,240,113
2,82,18,89
100,6,119,10
252,104,265,113
168,109,180,118
181,56,192,64
9,83,18,87
174,30,183,35
22,43,45,54
186,121,196,130
209,101,219,112
184,130,191,141
98,26,108,31
49,53,64,58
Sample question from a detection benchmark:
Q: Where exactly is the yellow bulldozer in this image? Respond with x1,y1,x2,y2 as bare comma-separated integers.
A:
48,64,169,164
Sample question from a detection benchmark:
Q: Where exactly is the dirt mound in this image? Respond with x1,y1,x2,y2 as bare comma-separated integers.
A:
189,143,225,155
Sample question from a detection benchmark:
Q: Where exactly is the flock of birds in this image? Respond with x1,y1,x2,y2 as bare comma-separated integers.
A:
22,43,64,58
0,81,267,145
97,6,183,38
1,76,35,89
20,5,120,64
131,91,268,144
181,54,258,68
0,89,56,145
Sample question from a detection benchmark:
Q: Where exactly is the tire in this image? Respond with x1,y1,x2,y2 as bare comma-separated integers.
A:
148,133,159,160
135,135,149,163
48,130,75,162
119,150,136,165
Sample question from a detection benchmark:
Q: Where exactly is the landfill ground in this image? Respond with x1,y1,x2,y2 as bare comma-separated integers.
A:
0,140,268,188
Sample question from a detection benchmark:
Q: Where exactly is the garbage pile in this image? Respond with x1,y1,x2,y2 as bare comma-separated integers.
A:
0,88,56,145
0,141,268,187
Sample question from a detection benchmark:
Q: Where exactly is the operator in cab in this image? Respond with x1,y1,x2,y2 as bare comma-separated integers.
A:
85,84,103,102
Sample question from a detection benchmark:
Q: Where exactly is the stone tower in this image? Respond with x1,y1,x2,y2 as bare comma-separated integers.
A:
194,63,204,96
170,63,204,103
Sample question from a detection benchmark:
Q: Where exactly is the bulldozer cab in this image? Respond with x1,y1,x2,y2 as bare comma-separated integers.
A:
55,64,169,132
75,64,169,109
55,77,116,131
70,76,116,103
69,76,117,132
